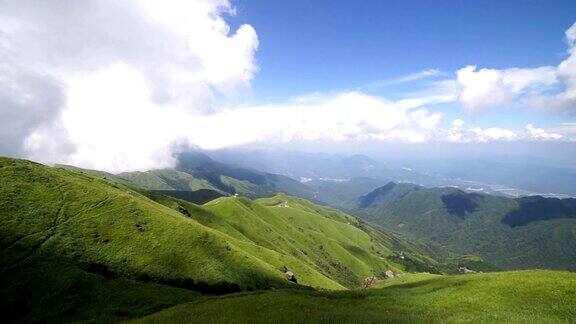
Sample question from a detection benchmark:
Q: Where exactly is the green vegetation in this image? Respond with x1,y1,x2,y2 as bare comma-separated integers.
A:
118,169,223,192
196,194,399,288
307,177,388,209
0,256,202,322
119,151,314,199
151,192,443,289
136,270,576,323
354,182,576,271
3,157,576,323
0,157,435,322
151,189,224,204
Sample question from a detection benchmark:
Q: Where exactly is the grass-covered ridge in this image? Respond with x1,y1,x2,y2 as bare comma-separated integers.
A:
0,157,438,322
0,157,300,290
135,270,576,323
118,151,315,199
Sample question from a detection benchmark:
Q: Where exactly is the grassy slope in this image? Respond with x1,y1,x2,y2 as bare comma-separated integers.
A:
198,194,398,288
119,151,315,199
8,157,574,323
135,270,576,323
2,157,441,321
0,256,202,322
0,158,303,289
118,169,314,199
151,192,440,289
355,183,576,271
307,177,387,209
0,158,340,321
118,169,222,192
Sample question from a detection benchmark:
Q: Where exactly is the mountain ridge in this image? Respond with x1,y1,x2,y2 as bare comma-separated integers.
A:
353,181,576,270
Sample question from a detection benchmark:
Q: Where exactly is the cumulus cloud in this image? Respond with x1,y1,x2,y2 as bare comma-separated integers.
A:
524,124,563,141
467,127,518,143
446,119,517,143
182,92,444,148
452,118,465,128
456,65,557,113
455,22,576,114
445,119,574,143
0,0,258,171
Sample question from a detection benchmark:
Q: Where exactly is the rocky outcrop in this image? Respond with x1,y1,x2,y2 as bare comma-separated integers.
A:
282,266,298,284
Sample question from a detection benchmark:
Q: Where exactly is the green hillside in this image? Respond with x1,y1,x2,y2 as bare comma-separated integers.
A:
151,189,225,204
307,177,388,209
0,157,438,322
136,270,576,323
353,182,576,271
189,194,424,288
118,168,222,192
4,157,576,323
118,151,314,199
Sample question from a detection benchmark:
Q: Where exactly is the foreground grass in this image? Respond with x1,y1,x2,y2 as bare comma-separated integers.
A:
0,256,202,322
135,270,576,323
371,272,441,288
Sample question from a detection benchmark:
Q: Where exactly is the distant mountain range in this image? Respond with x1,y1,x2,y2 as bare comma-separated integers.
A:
207,148,576,198
117,151,315,201
351,182,576,271
207,149,436,187
69,150,576,272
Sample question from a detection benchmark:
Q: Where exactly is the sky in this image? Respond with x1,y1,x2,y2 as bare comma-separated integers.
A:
1,0,576,172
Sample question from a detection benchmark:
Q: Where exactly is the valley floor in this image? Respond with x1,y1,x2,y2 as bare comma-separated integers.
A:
135,270,576,323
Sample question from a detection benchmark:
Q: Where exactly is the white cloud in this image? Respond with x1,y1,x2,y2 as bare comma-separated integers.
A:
456,65,557,113
446,119,518,143
455,22,576,114
452,119,465,128
566,22,576,46
362,69,442,89
390,69,442,84
525,124,563,141
549,123,576,140
446,119,575,143
469,127,518,142
182,92,444,149
185,94,575,150
0,0,259,172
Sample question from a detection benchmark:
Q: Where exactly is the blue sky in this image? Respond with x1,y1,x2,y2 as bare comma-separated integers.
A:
229,0,576,129
231,0,575,97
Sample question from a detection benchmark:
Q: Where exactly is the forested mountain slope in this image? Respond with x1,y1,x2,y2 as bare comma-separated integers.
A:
353,182,576,270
